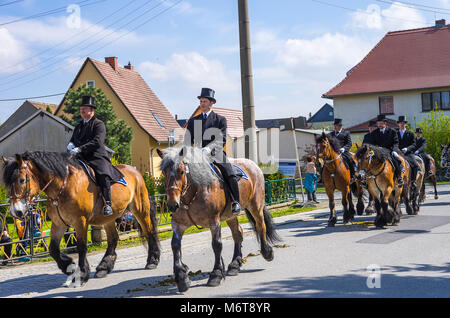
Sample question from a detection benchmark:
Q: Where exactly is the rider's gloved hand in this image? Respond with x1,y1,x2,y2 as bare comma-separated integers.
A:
414,150,419,155
402,148,407,154
70,147,81,156
67,142,75,151
339,148,345,154
202,147,211,156
391,151,399,158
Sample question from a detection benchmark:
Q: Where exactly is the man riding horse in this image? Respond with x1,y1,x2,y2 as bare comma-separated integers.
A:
184,88,241,215
368,114,404,186
67,95,123,216
397,115,419,188
327,118,356,183
413,128,432,176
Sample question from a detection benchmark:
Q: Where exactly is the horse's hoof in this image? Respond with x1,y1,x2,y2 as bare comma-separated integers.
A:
226,267,240,276
145,263,158,270
177,278,191,293
94,270,108,278
207,273,224,287
435,196,439,200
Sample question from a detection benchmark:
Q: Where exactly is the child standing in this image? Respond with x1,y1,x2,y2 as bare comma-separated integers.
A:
305,156,319,203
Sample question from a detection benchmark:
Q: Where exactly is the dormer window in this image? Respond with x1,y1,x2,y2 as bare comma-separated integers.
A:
153,113,165,128
86,80,95,88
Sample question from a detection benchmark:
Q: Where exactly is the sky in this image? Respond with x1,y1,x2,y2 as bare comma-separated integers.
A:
1,0,449,123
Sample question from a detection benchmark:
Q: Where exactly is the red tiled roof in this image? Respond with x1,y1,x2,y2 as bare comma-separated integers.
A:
184,106,244,139
345,117,397,132
323,25,450,98
88,58,181,142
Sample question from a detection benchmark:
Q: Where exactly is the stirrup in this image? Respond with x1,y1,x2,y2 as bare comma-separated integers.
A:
231,202,242,215
103,202,113,216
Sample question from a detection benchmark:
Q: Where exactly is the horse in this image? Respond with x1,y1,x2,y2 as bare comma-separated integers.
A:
418,154,439,203
408,155,425,215
157,146,280,293
441,143,450,168
356,145,411,227
2,151,160,287
315,132,363,227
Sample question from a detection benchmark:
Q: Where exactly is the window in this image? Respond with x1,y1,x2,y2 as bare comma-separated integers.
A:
152,113,165,128
86,80,95,88
442,92,450,110
422,93,432,111
379,96,394,114
432,92,441,110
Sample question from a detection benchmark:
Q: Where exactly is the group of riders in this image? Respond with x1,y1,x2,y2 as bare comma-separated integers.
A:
327,114,432,188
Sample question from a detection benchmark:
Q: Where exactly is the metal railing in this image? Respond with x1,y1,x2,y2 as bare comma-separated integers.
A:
265,178,297,205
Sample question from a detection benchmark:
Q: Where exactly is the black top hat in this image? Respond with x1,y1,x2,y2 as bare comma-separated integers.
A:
334,118,343,125
397,115,408,123
415,127,423,133
368,120,376,127
80,95,96,108
197,88,216,103
376,114,386,122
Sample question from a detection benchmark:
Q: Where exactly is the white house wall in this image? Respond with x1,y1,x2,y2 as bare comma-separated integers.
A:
334,88,450,128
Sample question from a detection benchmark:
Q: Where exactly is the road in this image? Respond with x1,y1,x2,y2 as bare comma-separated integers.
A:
1,184,449,298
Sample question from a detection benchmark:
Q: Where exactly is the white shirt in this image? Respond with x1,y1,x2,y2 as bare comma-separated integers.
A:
83,117,93,125
399,129,406,139
202,109,212,119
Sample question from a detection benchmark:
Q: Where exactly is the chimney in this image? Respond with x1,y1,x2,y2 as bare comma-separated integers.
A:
435,19,446,28
124,61,134,71
105,57,118,70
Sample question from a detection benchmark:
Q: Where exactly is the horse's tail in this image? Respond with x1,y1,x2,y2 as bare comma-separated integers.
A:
245,207,281,245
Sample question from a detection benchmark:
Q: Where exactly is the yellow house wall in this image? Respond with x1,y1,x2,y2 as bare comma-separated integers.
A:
57,60,167,177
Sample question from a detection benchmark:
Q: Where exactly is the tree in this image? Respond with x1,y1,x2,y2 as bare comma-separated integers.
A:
61,84,133,164
414,107,450,167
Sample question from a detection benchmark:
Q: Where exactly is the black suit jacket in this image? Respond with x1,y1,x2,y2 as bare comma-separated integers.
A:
184,110,227,157
369,127,400,152
362,132,374,145
397,129,416,152
327,130,352,151
412,137,427,154
70,117,122,181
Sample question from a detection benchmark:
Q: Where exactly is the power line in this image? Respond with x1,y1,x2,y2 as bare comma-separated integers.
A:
310,0,434,26
377,0,450,12
376,0,450,16
0,0,163,88
0,0,25,7
0,92,65,102
0,0,106,27
0,0,144,80
0,0,184,95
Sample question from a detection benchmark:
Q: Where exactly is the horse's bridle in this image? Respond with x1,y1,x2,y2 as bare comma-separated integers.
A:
319,140,343,175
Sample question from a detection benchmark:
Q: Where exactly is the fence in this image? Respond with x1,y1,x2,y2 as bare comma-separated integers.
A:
1,179,297,265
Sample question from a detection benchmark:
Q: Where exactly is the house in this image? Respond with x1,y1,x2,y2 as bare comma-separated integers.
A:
55,57,182,176
0,100,58,140
182,106,245,155
323,20,450,130
233,127,328,176
307,103,334,129
0,109,74,157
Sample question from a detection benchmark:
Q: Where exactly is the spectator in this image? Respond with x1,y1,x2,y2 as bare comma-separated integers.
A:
305,156,319,203
0,213,12,265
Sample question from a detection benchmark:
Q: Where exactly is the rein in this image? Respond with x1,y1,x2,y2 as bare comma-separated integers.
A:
46,166,70,227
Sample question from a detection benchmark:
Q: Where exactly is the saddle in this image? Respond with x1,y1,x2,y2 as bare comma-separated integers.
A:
77,159,127,186
208,163,249,182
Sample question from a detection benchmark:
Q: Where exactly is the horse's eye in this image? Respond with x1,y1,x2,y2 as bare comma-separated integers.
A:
180,170,185,176
19,178,25,185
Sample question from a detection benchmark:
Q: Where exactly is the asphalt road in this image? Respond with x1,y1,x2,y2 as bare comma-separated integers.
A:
1,184,449,298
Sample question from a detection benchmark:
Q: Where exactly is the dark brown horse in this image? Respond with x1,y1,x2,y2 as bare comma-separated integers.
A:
157,146,279,293
315,133,362,227
2,151,160,287
356,145,410,227
419,155,439,203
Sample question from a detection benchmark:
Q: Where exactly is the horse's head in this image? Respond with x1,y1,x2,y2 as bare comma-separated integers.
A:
2,154,40,220
315,132,332,161
441,143,450,168
355,144,373,172
157,147,188,213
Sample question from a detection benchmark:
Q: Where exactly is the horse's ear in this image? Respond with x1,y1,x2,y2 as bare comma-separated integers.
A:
15,154,23,165
156,149,164,159
179,147,185,157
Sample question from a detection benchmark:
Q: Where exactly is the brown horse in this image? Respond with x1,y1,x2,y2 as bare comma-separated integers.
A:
315,132,362,227
409,155,425,214
356,145,410,227
419,155,439,203
157,146,279,293
2,151,160,287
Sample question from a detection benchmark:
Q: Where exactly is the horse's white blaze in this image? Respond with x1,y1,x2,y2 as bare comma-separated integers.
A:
10,199,27,218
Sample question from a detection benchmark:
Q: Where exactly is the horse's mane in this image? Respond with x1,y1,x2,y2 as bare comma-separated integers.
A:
356,144,391,162
160,146,216,187
316,132,342,152
3,151,81,187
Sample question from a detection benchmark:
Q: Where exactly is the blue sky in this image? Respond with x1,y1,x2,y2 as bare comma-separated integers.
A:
1,0,449,122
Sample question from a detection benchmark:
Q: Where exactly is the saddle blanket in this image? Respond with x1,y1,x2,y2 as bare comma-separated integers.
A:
77,159,127,186
208,163,249,181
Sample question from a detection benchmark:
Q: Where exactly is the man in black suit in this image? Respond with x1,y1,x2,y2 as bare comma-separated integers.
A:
67,96,123,216
362,120,377,145
369,114,404,186
327,118,356,182
184,88,241,215
412,128,432,176
397,116,419,187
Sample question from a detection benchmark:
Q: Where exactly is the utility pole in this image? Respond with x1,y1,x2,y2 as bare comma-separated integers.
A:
238,0,257,162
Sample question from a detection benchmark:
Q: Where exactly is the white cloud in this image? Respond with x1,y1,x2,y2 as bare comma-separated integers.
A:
0,28,29,73
139,52,239,92
350,3,428,32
